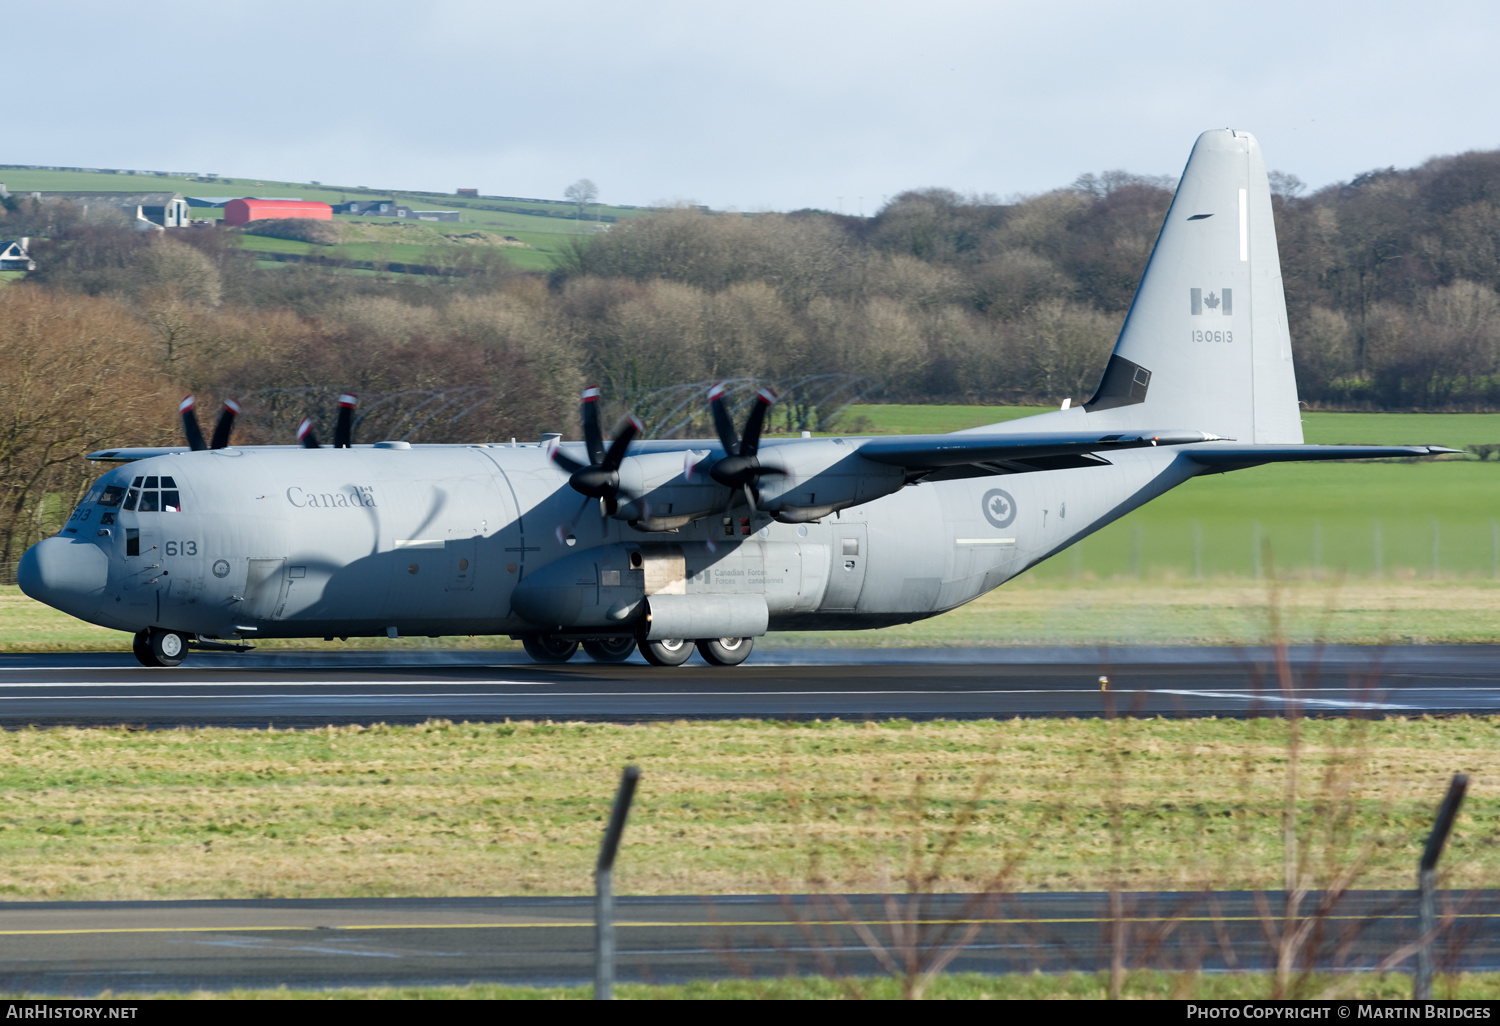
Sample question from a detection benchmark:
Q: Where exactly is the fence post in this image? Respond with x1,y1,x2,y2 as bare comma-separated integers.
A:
1252,521,1263,580
1415,773,1468,1000
595,765,640,1001
1192,520,1203,581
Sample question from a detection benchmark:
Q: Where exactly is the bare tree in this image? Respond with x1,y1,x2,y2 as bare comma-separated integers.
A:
564,179,599,219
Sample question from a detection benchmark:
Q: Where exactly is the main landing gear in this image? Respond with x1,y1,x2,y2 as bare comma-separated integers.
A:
518,633,755,667
133,628,189,668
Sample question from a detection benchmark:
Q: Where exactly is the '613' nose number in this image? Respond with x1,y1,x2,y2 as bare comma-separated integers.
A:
164,541,198,556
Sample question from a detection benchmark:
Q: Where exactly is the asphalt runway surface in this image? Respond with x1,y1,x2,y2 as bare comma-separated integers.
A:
2,891,1495,995
1,646,1499,727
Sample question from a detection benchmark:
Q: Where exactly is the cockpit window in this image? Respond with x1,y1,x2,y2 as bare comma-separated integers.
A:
98,486,125,508
122,476,183,513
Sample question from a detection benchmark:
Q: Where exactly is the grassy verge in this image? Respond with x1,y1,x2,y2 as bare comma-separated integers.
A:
61,972,1500,999
0,716,1493,900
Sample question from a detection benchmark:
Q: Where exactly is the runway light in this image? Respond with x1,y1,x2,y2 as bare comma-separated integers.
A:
1099,675,1110,690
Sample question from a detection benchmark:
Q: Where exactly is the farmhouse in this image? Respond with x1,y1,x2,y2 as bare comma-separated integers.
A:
223,198,333,226
333,200,461,222
29,192,191,228
0,238,35,271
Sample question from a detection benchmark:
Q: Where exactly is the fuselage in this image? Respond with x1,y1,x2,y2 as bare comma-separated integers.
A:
20,435,1196,644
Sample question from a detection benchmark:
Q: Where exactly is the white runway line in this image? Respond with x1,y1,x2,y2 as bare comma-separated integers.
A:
1153,689,1418,711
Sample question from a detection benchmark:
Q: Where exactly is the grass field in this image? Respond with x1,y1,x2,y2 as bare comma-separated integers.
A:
68,973,1500,1000
0,716,1491,901
2,167,635,272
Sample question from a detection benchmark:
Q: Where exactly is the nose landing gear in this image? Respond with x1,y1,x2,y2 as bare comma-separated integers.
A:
133,628,190,668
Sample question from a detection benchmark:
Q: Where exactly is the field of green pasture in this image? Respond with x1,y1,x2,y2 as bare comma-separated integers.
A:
2,168,632,272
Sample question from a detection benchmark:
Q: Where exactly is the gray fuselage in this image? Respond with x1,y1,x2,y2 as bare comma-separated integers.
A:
35,437,1193,643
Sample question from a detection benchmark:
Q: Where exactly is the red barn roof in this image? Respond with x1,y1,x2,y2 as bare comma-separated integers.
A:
223,198,332,226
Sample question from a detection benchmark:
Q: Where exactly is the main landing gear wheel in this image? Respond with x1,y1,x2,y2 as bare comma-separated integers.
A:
522,634,580,664
696,636,753,666
639,637,693,667
582,637,635,663
136,628,188,668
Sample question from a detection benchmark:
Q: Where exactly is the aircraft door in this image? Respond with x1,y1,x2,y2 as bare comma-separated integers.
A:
821,523,868,610
242,558,289,621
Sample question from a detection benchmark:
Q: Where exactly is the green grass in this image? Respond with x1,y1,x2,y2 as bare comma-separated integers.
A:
0,717,1493,900
836,404,1500,445
64,972,1500,1000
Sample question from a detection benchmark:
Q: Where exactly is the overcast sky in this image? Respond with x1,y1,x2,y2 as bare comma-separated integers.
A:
10,1,1500,211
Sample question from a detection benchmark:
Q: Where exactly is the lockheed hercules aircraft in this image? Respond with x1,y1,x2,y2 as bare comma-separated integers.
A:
19,130,1453,667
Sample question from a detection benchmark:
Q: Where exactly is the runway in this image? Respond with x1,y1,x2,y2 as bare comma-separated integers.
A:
1,891,1495,995
0,646,1498,728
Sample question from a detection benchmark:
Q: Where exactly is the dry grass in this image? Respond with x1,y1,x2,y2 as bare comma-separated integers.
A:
0,717,1493,901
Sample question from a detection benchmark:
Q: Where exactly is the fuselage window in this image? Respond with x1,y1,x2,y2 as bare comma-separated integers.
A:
138,491,160,513
123,489,139,511
162,491,180,512
98,486,125,508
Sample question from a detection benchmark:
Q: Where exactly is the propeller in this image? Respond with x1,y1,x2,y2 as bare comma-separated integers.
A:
706,382,782,511
297,393,358,449
179,396,241,451
549,386,643,531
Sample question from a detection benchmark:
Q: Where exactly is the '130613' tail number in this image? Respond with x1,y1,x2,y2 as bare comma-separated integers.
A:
164,541,197,556
1193,330,1233,343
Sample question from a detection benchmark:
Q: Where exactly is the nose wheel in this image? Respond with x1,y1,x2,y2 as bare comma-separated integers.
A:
133,628,189,668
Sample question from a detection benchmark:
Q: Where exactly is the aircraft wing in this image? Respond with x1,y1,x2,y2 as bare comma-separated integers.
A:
1186,444,1460,471
86,447,193,462
853,430,1221,470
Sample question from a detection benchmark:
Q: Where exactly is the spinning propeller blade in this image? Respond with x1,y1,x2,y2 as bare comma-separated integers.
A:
549,388,645,536
706,383,782,508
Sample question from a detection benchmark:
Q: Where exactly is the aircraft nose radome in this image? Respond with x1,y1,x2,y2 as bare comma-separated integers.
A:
17,538,108,617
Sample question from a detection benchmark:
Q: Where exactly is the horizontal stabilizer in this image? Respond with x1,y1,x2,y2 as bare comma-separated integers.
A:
1187,445,1460,471
855,430,1220,471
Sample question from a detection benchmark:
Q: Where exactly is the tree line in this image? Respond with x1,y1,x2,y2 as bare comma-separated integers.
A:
4,148,1500,561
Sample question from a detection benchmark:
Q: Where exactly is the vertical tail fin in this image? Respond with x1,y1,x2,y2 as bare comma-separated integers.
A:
1084,129,1302,444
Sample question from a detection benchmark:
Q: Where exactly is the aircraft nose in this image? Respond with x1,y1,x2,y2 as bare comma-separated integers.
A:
17,537,109,619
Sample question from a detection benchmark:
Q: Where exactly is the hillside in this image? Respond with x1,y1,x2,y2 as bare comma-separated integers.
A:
0,166,644,273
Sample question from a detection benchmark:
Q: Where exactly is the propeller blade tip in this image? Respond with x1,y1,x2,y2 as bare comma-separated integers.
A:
757,387,777,405
338,393,358,408
179,396,196,413
296,417,313,441
223,398,241,414
708,382,726,401
582,385,601,402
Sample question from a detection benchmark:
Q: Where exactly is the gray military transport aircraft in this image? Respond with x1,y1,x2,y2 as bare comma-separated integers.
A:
19,130,1455,668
